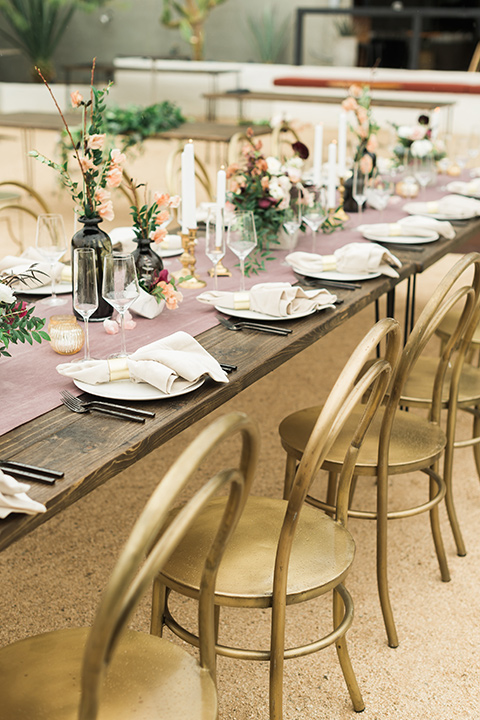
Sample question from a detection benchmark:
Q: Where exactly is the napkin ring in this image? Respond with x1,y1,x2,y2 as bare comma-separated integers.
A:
233,292,250,310
321,255,337,272
108,357,130,382
388,224,402,236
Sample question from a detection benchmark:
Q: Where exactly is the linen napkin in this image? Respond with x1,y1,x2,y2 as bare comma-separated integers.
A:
0,470,47,519
0,248,70,288
446,179,480,199
358,223,435,240
197,282,336,317
57,331,228,394
398,215,455,240
405,194,480,218
129,288,164,319
109,228,183,255
286,243,401,278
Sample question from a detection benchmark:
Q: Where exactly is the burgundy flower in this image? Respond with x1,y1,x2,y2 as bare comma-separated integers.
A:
418,114,430,126
292,141,309,160
258,197,276,209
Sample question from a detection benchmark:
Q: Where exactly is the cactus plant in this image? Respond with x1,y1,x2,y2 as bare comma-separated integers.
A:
161,0,229,61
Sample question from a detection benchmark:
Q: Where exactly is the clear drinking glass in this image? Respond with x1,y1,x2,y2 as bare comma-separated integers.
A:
205,205,226,291
366,171,394,217
102,253,140,357
282,187,302,250
352,164,368,223
302,186,327,251
413,155,435,196
35,213,68,306
226,211,257,292
73,248,99,361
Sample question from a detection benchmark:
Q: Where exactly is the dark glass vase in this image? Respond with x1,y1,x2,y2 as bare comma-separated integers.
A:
132,236,163,287
71,215,112,321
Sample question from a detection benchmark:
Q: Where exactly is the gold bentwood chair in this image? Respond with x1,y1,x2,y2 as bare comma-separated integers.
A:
270,121,304,161
151,318,401,720
0,180,52,251
278,252,480,649
0,412,259,720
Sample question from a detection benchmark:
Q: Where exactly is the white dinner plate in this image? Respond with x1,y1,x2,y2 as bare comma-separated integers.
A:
403,202,477,221
74,377,205,401
361,229,439,245
291,266,380,282
14,282,72,296
214,289,333,321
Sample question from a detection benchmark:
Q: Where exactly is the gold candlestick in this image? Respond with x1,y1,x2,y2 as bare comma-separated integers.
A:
208,258,231,277
335,176,349,223
176,228,206,289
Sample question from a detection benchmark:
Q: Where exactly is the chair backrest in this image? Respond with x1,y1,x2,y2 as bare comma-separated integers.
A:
0,180,52,251
272,317,401,606
271,121,303,161
78,411,260,720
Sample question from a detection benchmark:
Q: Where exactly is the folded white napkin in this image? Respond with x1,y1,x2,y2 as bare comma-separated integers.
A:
286,243,401,279
57,331,228,394
157,234,183,251
398,215,455,239
405,194,480,218
0,470,46,519
0,248,70,288
197,282,336,317
446,179,480,198
358,223,435,239
108,226,137,253
129,288,164,319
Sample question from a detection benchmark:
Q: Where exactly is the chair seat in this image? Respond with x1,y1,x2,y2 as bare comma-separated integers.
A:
401,356,480,407
279,405,446,476
0,627,216,720
436,309,480,347
161,496,355,608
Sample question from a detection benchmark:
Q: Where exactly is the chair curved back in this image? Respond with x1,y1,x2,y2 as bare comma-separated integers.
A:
271,121,303,161
79,411,260,720
271,317,401,614
0,181,52,251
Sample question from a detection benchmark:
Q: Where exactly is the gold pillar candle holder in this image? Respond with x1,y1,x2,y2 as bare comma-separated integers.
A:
334,176,349,223
208,259,231,277
174,228,206,289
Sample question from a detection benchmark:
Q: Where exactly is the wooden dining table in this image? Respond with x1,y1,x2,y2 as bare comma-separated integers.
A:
0,190,479,552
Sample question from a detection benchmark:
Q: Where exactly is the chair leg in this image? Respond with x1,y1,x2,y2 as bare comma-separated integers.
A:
429,474,451,581
376,468,399,648
326,471,338,516
150,578,168,637
333,588,365,712
444,427,467,557
472,408,480,480
283,453,297,500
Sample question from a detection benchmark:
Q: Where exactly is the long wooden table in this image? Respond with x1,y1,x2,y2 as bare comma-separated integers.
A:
1,217,479,552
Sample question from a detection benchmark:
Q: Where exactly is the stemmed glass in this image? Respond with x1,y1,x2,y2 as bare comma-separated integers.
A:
226,211,257,292
282,186,302,250
352,163,368,224
35,213,68,306
205,205,226,291
413,155,435,197
73,248,98,361
366,171,394,217
301,186,327,252
102,253,140,357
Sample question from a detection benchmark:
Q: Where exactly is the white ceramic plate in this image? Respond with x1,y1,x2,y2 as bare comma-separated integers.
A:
15,282,72,296
361,229,439,245
291,266,380,282
74,377,204,401
403,202,477,221
214,289,333,321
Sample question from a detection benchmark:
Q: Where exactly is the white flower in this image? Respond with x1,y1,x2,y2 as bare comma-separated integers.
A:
410,139,433,158
268,178,287,201
266,156,282,176
0,282,15,304
277,175,292,192
286,167,302,184
397,125,413,140
284,156,303,170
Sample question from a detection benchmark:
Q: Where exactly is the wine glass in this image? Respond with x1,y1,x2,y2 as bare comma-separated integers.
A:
352,163,368,224
226,211,257,292
413,155,435,197
35,213,68,306
366,171,394,217
301,186,327,252
205,205,226,291
73,248,98,361
102,253,140,357
282,186,302,250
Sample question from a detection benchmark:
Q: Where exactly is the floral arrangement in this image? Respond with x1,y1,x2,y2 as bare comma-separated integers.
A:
121,173,180,242
140,268,183,309
342,83,379,174
227,128,309,273
29,60,126,221
391,114,446,164
0,272,49,357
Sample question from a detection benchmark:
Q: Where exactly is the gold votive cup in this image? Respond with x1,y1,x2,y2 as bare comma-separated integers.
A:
48,315,84,355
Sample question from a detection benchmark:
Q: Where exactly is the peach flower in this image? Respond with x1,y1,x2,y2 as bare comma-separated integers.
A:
261,176,270,190
348,84,363,98
168,194,180,208
155,209,170,226
70,90,83,108
152,227,168,243
153,192,170,206
98,200,114,222
79,155,95,173
342,96,358,112
110,148,126,165
356,107,368,125
359,154,373,175
95,187,110,203
366,134,378,153
87,133,106,151
106,165,123,188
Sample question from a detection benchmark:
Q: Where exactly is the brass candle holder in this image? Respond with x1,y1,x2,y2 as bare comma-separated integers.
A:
208,258,231,277
172,228,206,289
334,175,349,224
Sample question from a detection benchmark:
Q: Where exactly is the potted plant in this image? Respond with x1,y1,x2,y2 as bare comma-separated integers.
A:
160,0,229,61
332,19,358,68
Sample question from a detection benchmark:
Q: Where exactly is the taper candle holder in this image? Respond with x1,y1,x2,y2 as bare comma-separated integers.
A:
335,176,349,223
175,228,206,289
208,259,231,277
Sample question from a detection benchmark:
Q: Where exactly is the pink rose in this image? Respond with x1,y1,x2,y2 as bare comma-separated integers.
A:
110,148,126,165
71,90,83,108
87,133,106,150
106,165,123,188
98,200,114,222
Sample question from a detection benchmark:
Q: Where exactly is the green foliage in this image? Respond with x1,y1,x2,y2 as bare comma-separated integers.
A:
160,0,229,59
104,101,186,151
0,270,50,356
247,6,289,64
0,0,110,81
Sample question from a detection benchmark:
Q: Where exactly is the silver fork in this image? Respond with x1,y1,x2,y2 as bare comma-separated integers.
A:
60,391,147,423
60,389,155,418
